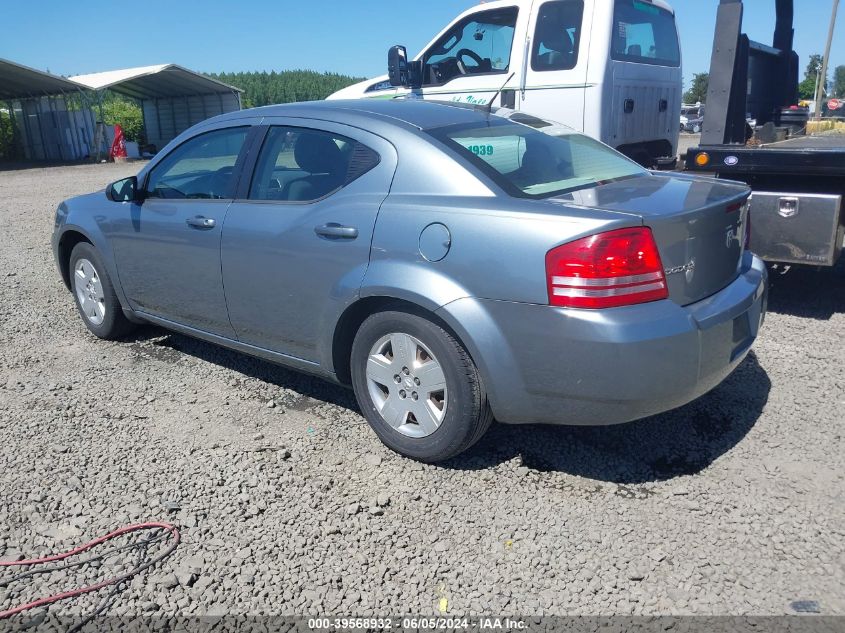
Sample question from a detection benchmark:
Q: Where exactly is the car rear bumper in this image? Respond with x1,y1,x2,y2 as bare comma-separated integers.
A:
437,252,768,426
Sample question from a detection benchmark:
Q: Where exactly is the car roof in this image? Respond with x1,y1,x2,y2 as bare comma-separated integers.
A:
214,99,502,131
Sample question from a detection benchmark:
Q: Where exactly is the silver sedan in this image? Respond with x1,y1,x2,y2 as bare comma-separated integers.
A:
53,100,767,461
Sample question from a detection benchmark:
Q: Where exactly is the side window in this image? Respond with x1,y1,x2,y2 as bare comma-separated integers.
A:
532,1,584,72
249,127,379,202
145,127,248,199
422,7,519,86
611,0,680,67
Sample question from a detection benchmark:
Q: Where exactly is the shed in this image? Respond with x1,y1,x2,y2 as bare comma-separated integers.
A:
70,64,242,152
0,58,96,161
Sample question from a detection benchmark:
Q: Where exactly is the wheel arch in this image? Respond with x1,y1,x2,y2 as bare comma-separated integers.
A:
57,229,94,291
331,295,472,386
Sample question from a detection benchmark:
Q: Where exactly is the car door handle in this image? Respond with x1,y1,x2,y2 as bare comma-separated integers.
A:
186,216,216,229
315,223,358,240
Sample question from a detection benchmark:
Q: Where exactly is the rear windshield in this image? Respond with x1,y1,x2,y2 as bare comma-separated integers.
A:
428,116,646,199
611,0,680,67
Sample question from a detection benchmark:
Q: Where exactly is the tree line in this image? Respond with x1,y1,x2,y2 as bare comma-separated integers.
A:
207,70,365,108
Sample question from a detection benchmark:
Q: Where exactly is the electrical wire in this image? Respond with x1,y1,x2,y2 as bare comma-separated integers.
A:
0,522,180,620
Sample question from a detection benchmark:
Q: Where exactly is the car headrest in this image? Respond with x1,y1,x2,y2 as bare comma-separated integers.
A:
294,133,344,175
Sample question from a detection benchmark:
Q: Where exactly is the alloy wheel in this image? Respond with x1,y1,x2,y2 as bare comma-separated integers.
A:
365,332,448,438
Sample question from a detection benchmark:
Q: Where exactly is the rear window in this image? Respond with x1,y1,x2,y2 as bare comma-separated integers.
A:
611,0,680,67
428,117,646,199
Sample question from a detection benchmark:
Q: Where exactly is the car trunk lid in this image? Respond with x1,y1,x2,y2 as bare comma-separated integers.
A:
554,174,750,306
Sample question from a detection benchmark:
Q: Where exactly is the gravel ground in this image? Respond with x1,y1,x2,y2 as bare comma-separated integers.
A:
0,161,843,619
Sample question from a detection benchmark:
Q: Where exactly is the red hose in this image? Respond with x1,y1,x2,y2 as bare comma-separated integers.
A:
0,522,180,619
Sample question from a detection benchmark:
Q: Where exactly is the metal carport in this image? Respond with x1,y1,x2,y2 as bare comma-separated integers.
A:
70,64,242,152
0,58,96,161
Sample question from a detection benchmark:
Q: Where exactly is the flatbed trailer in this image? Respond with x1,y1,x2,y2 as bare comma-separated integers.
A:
685,0,845,267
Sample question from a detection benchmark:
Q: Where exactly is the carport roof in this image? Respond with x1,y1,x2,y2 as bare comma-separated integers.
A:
69,64,242,100
0,58,85,100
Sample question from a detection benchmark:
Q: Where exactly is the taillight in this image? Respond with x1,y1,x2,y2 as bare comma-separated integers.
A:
546,227,669,309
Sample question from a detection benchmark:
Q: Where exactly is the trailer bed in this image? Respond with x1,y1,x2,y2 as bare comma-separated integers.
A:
686,133,845,177
761,133,845,150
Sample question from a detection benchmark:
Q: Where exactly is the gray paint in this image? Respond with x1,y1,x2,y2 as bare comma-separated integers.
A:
53,100,768,426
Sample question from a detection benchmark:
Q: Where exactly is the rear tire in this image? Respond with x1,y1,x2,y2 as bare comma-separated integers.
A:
351,310,493,462
69,242,135,340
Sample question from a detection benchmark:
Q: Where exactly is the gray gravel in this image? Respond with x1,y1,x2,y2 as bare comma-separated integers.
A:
0,161,843,617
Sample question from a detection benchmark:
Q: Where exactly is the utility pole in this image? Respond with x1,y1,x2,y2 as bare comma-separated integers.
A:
815,0,840,119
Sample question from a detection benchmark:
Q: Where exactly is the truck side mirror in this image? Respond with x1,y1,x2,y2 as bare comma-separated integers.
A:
388,45,423,89
388,45,410,87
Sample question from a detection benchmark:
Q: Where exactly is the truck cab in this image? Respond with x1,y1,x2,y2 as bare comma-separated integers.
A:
328,0,682,168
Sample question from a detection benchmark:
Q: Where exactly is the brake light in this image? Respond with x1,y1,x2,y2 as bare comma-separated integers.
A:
546,227,668,309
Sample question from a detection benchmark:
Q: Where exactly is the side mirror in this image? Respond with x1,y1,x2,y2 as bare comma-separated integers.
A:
106,176,141,203
388,45,410,87
388,45,423,89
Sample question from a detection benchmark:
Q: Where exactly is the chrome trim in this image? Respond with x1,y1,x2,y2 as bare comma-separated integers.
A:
551,271,664,287
553,281,666,298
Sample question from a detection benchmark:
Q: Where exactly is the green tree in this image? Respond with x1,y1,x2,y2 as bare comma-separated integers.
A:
0,108,21,160
799,53,826,100
683,72,709,104
834,65,845,99
99,93,144,143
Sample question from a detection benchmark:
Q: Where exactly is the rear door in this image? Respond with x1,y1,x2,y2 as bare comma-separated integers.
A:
220,119,397,363
607,0,681,152
521,0,592,131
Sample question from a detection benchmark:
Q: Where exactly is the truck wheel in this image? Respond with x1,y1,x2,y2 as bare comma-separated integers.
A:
350,310,493,462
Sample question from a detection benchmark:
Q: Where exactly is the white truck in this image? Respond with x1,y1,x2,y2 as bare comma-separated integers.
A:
328,0,682,168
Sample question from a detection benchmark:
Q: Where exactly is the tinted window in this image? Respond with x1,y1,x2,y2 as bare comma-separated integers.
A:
532,1,584,72
249,127,379,202
611,0,680,67
423,8,518,85
429,117,646,199
145,127,248,199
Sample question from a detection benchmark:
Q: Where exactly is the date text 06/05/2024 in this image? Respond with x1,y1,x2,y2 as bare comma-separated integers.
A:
307,617,527,630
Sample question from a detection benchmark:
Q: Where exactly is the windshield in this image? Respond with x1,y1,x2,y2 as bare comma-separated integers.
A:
611,0,680,67
428,116,647,198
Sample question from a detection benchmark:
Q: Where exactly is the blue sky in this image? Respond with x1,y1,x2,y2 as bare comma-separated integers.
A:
3,1,843,90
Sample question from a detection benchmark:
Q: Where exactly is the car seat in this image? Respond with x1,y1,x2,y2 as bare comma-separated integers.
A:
283,133,347,202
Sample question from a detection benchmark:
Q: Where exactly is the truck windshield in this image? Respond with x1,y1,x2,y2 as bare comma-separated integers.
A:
611,0,680,67
428,117,646,198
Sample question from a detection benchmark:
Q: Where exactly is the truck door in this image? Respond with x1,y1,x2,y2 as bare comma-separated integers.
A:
522,0,592,132
415,5,528,108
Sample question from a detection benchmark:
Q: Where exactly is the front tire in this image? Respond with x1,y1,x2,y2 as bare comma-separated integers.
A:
69,242,135,340
351,310,493,462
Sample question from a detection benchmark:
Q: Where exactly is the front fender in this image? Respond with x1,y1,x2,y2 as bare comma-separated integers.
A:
53,200,131,311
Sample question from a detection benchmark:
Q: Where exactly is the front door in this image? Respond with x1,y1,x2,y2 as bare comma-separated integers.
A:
221,120,397,363
110,125,251,337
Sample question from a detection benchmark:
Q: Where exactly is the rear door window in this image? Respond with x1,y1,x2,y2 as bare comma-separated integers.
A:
611,0,680,67
248,126,379,202
532,1,585,72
